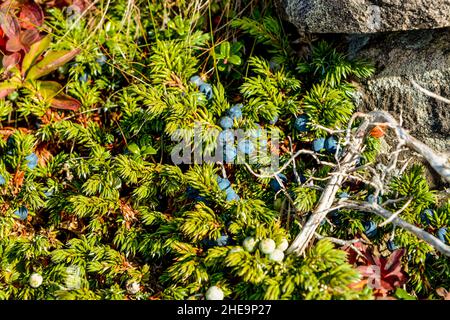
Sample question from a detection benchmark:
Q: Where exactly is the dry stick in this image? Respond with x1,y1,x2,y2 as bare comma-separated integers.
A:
378,197,412,227
342,200,450,257
410,79,450,105
286,117,371,256
372,111,450,183
287,110,450,256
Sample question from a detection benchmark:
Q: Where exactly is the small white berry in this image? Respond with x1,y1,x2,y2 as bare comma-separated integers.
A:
277,238,289,252
126,281,140,295
259,238,276,254
205,286,224,300
29,273,43,288
242,237,257,252
269,249,285,262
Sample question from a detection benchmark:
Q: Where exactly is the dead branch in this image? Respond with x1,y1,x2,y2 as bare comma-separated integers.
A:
341,200,450,257
286,110,450,256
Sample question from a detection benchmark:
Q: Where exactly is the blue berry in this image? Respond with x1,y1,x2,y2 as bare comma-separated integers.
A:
387,240,398,252
190,75,204,87
338,192,349,199
14,206,28,220
199,83,213,100
225,187,240,202
366,194,381,205
218,130,235,146
25,153,38,170
44,189,54,198
325,136,338,153
216,176,231,191
330,211,341,225
421,209,434,225
96,54,107,66
296,172,307,183
216,235,231,246
294,115,309,132
269,60,280,72
270,173,288,192
186,186,204,201
237,140,255,155
363,221,377,238
312,138,326,152
437,228,447,244
219,116,233,129
227,104,243,120
79,72,89,83
0,174,5,186
223,145,237,163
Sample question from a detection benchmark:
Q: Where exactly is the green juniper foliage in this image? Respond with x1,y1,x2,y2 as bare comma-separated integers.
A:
0,0,448,300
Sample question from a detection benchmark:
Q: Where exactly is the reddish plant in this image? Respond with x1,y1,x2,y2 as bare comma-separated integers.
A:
1,1,81,110
345,242,408,297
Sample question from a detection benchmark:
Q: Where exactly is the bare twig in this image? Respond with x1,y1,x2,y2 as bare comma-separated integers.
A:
371,111,450,183
286,110,450,256
243,149,334,179
341,200,450,256
411,79,450,104
378,197,413,227
286,117,370,256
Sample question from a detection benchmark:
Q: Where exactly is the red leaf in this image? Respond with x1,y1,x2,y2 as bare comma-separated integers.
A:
20,28,41,49
50,94,81,111
0,27,6,48
384,249,405,272
5,28,40,53
5,34,23,52
19,2,44,29
2,52,21,70
0,11,20,38
0,88,15,99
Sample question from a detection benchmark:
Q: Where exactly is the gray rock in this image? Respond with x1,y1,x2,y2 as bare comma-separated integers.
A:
349,28,450,153
276,0,450,33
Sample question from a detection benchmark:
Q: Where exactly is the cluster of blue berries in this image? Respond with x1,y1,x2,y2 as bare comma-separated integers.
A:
217,103,262,163
190,75,213,100
294,114,338,153
186,175,240,203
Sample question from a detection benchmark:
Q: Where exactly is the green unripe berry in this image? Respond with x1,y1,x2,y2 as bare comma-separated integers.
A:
259,238,276,254
205,286,224,300
29,273,43,288
242,237,257,252
269,249,285,262
277,238,289,252
126,281,140,294
7,91,19,101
